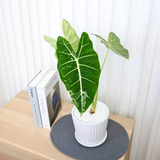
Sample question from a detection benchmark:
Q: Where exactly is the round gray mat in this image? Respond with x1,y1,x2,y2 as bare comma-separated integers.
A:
50,114,129,160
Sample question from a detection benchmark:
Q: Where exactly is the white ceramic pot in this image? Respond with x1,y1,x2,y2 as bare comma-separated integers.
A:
71,101,109,147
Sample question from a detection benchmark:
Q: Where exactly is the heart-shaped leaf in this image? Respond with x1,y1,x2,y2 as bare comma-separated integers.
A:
93,32,129,60
56,32,101,114
62,19,79,52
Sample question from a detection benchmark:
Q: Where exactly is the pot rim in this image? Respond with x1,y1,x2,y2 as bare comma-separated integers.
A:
71,101,109,125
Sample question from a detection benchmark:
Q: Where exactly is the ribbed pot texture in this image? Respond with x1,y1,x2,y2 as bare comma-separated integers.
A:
71,101,109,147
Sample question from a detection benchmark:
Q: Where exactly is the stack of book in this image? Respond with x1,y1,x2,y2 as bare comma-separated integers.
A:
27,69,61,128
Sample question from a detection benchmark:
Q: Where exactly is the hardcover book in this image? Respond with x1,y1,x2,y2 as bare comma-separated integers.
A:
36,69,61,128
27,69,48,127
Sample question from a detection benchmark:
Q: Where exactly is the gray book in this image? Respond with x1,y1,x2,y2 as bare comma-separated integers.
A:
27,69,48,127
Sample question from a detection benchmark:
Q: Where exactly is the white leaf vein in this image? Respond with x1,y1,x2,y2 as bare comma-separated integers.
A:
79,64,98,71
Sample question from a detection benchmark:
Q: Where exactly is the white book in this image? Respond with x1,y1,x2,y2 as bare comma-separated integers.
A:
36,69,61,128
27,69,48,127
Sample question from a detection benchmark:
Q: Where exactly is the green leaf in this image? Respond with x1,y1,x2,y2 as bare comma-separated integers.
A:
43,35,57,59
93,32,129,60
44,19,79,59
56,32,101,114
44,35,57,49
62,19,79,52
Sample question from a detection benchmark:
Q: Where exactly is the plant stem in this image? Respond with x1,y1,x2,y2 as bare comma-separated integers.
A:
90,47,110,114
90,88,98,114
101,46,110,71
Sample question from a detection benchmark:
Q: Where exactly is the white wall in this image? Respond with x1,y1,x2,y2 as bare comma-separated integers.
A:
0,0,160,159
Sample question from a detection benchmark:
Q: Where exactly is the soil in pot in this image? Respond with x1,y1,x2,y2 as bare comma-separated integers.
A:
73,102,109,123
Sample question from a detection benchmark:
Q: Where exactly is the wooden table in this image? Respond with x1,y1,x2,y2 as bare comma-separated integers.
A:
0,91,135,160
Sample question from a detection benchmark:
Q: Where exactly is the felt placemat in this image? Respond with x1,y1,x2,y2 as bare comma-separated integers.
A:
50,114,129,160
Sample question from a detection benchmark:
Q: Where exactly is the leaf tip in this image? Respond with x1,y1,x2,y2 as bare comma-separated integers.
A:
62,19,69,27
43,35,47,40
62,19,66,24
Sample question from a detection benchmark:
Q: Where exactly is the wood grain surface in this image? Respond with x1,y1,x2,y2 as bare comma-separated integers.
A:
0,91,135,160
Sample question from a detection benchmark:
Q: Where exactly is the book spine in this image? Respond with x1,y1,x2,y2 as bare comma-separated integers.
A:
36,87,50,128
27,86,43,127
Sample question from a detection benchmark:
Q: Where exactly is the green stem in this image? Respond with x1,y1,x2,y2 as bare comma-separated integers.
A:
101,46,110,71
90,88,98,112
90,47,110,113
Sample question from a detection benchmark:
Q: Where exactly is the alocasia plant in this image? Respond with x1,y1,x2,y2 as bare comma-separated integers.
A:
44,19,129,116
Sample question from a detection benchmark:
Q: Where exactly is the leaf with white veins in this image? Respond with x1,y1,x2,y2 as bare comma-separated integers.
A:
56,32,100,114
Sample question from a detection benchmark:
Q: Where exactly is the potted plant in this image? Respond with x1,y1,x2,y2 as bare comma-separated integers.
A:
44,19,129,147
